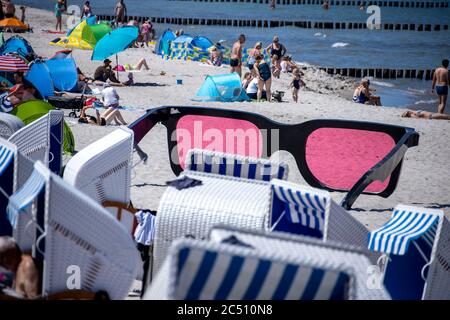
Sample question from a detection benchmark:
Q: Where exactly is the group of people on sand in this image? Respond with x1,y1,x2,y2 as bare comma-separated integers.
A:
352,59,450,121
227,34,305,103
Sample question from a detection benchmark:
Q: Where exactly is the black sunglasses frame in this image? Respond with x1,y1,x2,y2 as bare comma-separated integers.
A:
129,106,419,209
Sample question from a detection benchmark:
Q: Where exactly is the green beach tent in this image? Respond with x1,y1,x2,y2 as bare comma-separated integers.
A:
11,99,75,154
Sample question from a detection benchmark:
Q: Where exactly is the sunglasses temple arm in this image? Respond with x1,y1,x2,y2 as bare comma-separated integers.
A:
340,132,418,210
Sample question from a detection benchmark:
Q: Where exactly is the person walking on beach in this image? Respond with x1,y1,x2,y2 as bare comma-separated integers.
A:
4,0,15,18
432,59,449,114
82,1,92,18
19,5,25,23
254,54,272,102
55,0,64,32
266,36,286,76
230,34,245,77
115,0,127,27
289,68,305,103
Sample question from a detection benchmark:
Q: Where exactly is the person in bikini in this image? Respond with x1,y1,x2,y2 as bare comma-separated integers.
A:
431,59,449,114
230,34,245,77
401,110,450,120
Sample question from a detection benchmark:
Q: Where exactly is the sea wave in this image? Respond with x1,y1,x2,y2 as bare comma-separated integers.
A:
370,80,395,88
314,32,327,38
407,88,426,94
331,42,349,48
414,99,438,105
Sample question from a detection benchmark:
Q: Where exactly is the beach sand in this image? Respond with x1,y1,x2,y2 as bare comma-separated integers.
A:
18,7,450,230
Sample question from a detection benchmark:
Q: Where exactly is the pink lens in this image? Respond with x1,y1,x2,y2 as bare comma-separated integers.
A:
306,128,395,193
176,115,263,168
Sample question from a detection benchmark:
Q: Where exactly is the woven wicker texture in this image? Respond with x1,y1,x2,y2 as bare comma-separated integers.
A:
0,112,24,139
33,162,139,299
208,226,390,299
63,127,134,205
146,237,355,300
152,170,272,276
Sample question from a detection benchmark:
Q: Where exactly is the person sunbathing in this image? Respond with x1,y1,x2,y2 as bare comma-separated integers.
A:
120,59,150,71
401,110,450,120
78,104,127,126
0,236,39,299
7,82,36,107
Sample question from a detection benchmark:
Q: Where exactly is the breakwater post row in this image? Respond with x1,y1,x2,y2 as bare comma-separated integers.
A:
170,0,449,8
320,67,436,80
97,15,449,31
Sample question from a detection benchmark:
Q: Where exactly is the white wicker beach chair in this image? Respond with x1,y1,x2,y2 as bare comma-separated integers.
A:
0,112,24,139
152,150,289,277
367,204,450,300
207,225,391,300
269,179,378,263
63,127,134,206
8,110,64,175
7,161,140,299
145,237,356,300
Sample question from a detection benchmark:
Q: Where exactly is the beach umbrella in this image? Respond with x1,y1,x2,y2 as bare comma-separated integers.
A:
49,19,112,50
91,26,139,79
0,18,29,31
0,55,29,72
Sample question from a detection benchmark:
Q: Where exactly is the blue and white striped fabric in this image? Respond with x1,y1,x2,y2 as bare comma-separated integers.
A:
368,205,441,255
0,144,14,174
7,169,46,228
134,210,156,246
186,149,288,182
270,180,330,232
173,245,350,300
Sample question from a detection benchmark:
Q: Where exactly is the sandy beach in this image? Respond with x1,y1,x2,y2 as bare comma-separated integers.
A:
15,6,450,229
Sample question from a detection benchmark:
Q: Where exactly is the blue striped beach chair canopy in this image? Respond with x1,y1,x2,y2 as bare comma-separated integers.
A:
185,149,288,182
150,238,354,300
270,179,331,237
368,204,443,256
367,204,449,300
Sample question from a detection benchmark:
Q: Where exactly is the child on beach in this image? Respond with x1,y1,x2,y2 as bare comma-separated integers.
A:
289,68,305,103
54,0,64,32
271,55,281,78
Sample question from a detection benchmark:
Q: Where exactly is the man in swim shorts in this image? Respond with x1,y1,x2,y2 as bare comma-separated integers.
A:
230,34,245,77
432,59,449,113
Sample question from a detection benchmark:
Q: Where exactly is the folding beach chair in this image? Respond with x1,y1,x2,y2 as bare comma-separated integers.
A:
269,179,377,261
368,204,450,300
64,127,134,206
7,161,140,299
152,149,289,276
0,112,24,139
144,237,357,300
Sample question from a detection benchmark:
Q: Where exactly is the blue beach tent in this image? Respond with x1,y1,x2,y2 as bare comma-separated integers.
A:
45,57,78,92
25,60,54,99
157,29,176,56
193,73,250,102
191,36,213,50
0,36,35,59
